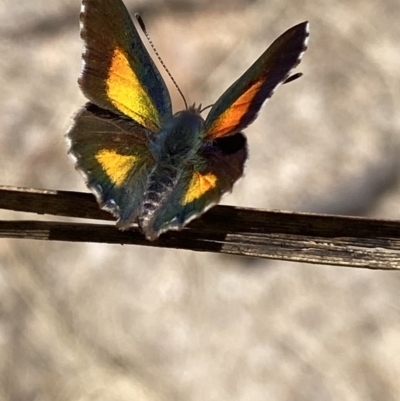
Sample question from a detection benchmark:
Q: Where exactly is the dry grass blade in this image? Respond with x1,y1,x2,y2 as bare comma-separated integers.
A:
0,185,400,269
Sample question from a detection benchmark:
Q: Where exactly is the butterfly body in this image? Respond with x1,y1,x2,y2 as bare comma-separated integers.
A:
67,0,309,240
149,108,204,164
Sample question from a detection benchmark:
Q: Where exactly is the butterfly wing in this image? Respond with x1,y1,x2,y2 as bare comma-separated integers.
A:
67,103,155,225
79,0,172,132
203,22,309,140
139,133,247,240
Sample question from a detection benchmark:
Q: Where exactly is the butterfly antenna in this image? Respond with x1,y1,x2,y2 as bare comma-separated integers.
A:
200,104,213,113
135,14,188,110
283,72,303,84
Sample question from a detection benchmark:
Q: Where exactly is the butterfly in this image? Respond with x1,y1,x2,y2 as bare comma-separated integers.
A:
67,0,309,240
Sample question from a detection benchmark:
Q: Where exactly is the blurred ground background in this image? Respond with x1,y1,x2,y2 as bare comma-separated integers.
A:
1,0,400,400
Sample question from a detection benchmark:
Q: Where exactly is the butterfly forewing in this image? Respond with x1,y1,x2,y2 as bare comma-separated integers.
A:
203,22,309,140
79,0,172,132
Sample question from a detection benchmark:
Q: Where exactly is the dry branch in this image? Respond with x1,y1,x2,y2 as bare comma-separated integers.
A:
0,185,400,269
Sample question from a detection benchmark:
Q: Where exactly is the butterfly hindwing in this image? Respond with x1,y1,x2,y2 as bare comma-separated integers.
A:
139,133,247,240
68,103,155,225
203,22,309,140
79,0,172,132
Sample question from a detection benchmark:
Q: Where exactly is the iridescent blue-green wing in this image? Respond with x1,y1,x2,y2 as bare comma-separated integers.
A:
204,22,309,140
67,104,155,225
79,0,172,132
138,133,247,240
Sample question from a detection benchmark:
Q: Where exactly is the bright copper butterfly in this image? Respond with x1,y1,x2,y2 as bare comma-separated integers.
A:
67,0,309,240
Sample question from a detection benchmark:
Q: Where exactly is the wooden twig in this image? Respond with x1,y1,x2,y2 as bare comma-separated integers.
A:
0,185,400,269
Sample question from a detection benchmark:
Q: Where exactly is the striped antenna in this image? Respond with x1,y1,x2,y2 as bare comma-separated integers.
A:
135,14,188,110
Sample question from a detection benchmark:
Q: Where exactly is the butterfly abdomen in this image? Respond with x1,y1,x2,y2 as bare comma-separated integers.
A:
138,111,210,238
139,166,180,232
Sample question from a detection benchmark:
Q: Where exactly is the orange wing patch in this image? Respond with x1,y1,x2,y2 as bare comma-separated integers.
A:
206,80,262,138
183,172,218,204
106,48,160,131
95,149,138,186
